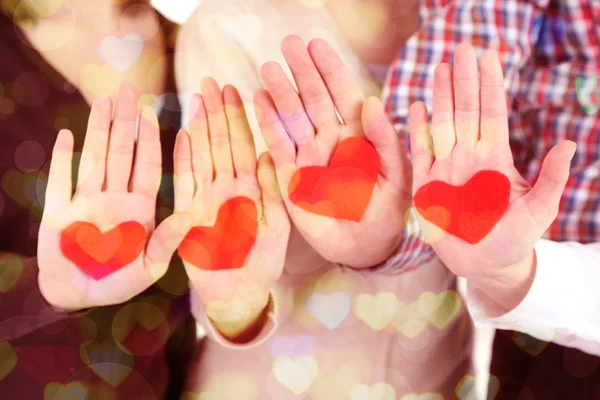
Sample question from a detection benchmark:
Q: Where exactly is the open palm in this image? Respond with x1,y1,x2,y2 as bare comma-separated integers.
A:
173,80,290,334
409,44,576,279
38,86,189,310
254,35,412,268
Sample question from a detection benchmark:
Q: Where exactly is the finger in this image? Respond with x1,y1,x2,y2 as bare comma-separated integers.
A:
281,35,339,134
174,129,195,211
106,84,138,191
257,152,287,225
223,85,257,176
452,43,480,150
254,89,296,166
307,37,364,124
523,141,577,226
409,101,434,189
144,211,194,282
77,97,112,196
189,94,213,185
130,106,161,198
479,51,510,150
362,97,407,187
201,77,234,178
260,61,318,160
46,129,74,210
431,63,456,161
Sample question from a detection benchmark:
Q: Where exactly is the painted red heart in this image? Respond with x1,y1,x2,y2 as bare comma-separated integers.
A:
288,137,380,222
60,221,147,280
178,196,258,270
413,170,511,244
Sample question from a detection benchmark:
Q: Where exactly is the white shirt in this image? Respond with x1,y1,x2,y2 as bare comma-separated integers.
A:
466,239,600,356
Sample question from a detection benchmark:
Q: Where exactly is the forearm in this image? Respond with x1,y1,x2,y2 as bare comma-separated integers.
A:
204,288,271,341
190,278,279,347
467,250,537,317
465,240,600,355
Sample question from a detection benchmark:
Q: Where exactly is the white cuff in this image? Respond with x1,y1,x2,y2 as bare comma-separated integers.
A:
466,239,600,353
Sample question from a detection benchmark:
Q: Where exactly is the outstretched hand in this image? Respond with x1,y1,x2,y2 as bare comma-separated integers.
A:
409,44,576,284
173,79,290,338
254,35,412,268
38,85,190,310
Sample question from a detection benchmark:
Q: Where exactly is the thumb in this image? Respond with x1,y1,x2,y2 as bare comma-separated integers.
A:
523,140,576,225
144,211,193,282
362,96,410,188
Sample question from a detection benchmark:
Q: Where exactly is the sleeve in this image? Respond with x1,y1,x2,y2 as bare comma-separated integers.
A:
376,0,553,273
364,207,438,274
465,239,600,356
189,284,291,349
0,253,91,342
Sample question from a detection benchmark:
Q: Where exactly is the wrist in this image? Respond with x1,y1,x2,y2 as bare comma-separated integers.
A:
468,250,537,317
348,230,404,269
205,288,271,340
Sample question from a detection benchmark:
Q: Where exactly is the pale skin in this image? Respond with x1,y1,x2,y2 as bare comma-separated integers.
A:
37,1,416,338
409,43,576,315
38,85,191,310
41,39,570,336
39,80,290,340
173,79,290,339
177,36,414,335
254,35,412,268
174,14,416,335
184,35,414,335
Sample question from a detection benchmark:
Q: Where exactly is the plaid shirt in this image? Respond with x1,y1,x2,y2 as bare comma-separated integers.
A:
382,0,600,272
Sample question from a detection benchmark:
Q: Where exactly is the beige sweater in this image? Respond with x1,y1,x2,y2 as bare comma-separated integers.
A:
188,229,473,399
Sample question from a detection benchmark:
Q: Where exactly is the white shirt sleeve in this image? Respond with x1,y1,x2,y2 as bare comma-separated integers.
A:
466,239,600,356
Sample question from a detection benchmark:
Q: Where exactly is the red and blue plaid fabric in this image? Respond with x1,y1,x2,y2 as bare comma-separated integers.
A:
381,0,600,272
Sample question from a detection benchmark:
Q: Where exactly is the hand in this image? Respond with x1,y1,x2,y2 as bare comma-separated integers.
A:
38,85,189,310
174,79,290,338
254,35,412,268
408,44,576,283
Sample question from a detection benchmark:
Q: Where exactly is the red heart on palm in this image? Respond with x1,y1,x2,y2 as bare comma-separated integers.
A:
178,196,258,270
288,137,380,222
60,221,147,280
413,170,511,244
